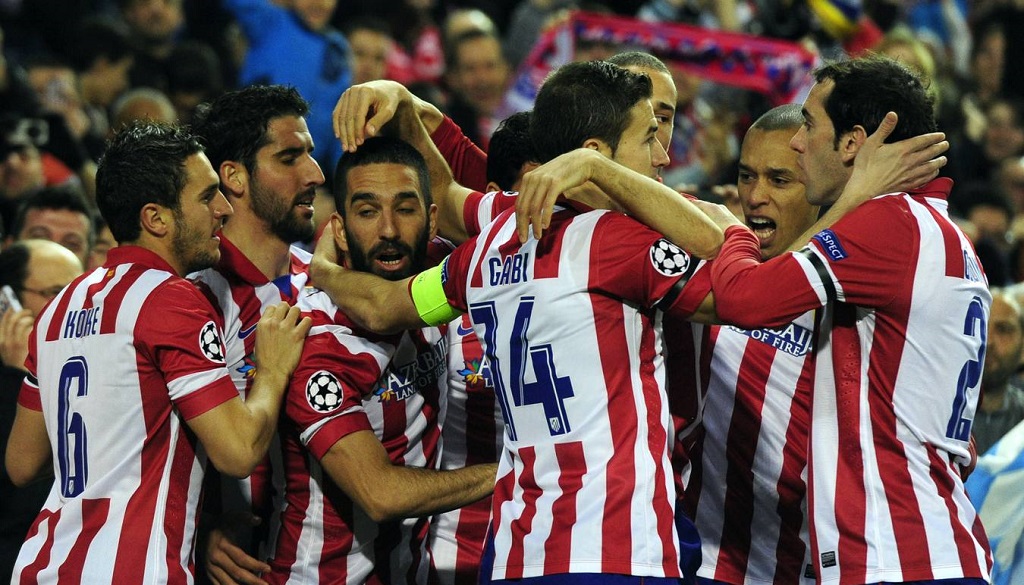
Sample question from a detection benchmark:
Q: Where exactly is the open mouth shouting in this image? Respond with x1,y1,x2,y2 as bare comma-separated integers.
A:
747,216,777,247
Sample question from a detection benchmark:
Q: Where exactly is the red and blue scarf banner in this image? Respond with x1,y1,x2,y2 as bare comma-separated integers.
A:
500,11,818,118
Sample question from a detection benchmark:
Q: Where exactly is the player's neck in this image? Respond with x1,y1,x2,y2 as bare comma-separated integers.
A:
222,221,293,279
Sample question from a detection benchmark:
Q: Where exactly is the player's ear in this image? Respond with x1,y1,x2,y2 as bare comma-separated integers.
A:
840,125,868,165
139,203,171,238
427,202,438,240
220,161,247,198
331,212,348,253
582,137,610,157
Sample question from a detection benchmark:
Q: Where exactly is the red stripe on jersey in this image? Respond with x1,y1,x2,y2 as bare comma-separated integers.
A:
470,212,511,289
830,303,868,585
230,280,265,391
716,340,774,582
18,509,60,584
544,441,586,574
865,263,934,578
591,291,638,574
505,446,539,579
926,446,983,577
774,355,813,584
917,197,966,278
57,498,110,584
970,514,993,572
163,429,199,584
44,277,80,342
532,213,568,280
99,266,146,336
638,313,677,574
113,349,174,585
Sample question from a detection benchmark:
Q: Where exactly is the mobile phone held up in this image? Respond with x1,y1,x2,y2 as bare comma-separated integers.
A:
1,285,23,314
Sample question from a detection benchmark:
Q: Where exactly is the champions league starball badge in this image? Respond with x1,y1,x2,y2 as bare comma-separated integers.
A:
306,370,344,413
198,321,226,363
649,238,690,277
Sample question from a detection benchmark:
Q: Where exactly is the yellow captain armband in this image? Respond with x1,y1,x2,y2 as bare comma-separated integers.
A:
410,263,463,326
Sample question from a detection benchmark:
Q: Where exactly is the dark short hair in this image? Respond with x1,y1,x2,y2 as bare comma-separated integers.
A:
13,186,96,249
333,136,432,215
749,103,804,133
814,55,936,146
191,85,309,175
0,241,30,291
487,110,536,190
606,51,670,74
530,60,653,163
96,122,204,243
445,28,502,71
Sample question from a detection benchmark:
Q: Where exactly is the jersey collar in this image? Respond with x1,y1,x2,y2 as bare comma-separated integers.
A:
104,245,179,275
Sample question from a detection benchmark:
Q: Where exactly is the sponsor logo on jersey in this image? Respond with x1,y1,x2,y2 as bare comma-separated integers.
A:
649,238,690,276
457,358,487,390
236,352,256,378
373,336,448,403
820,551,837,569
456,323,474,336
198,321,226,363
306,370,344,412
813,229,848,261
237,322,257,339
727,321,812,356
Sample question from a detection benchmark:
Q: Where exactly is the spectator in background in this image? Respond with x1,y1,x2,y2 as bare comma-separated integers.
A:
0,239,83,584
109,87,178,134
67,17,135,155
343,17,393,85
117,0,185,91
949,96,1024,188
975,288,1024,454
224,0,351,180
166,40,223,124
0,114,81,233
443,29,510,149
88,214,115,270
8,185,95,266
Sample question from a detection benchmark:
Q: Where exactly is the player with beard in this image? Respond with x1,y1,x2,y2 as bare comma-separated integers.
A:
5,121,310,583
266,136,497,585
186,85,326,583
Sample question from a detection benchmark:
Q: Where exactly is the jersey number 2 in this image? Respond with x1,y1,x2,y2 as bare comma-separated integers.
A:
58,356,89,497
946,296,986,442
470,297,575,440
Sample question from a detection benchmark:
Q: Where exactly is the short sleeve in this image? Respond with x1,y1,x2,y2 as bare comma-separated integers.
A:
286,320,397,460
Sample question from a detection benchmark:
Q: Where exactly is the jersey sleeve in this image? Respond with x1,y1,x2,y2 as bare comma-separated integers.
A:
712,198,914,328
589,213,710,317
431,115,488,192
139,280,237,420
286,317,397,460
439,238,478,314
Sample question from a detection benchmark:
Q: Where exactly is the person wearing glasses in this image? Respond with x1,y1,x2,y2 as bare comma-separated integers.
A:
0,239,83,583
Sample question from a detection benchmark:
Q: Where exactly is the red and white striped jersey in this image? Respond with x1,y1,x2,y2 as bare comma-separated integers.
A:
190,236,312,555
429,313,505,585
683,316,815,585
711,179,992,585
268,288,447,585
13,246,237,584
439,202,708,579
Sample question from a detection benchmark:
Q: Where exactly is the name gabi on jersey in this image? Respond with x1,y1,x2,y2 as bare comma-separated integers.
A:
373,336,448,403
727,322,812,356
489,252,530,286
62,307,102,339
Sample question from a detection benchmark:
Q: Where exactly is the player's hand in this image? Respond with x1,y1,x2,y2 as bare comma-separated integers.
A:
843,111,948,205
334,80,412,152
691,199,743,240
0,308,33,372
254,303,311,384
205,518,270,585
309,218,345,287
515,148,602,242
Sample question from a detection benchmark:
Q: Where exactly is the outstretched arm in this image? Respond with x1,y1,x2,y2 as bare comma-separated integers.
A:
514,148,724,259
